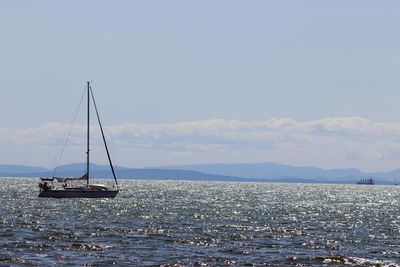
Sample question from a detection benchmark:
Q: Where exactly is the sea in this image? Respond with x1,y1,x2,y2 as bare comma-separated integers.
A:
1,178,400,266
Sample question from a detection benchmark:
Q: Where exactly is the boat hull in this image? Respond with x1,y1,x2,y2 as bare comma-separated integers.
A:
38,189,118,198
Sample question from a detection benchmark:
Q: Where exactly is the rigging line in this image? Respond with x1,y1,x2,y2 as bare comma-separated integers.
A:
104,134,121,186
89,84,119,187
100,129,121,188
49,87,86,178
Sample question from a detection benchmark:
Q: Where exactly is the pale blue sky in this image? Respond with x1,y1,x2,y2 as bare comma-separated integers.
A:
1,1,400,171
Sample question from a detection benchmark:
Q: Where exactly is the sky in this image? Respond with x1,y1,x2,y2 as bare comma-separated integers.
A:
1,1,400,172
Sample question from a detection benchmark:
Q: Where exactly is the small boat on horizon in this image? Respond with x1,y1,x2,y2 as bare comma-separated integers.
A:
38,82,119,198
356,178,374,185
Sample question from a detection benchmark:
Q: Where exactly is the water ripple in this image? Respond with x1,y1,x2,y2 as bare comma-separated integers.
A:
1,178,400,265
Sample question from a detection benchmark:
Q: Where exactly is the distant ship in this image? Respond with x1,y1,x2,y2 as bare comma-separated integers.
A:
357,178,374,185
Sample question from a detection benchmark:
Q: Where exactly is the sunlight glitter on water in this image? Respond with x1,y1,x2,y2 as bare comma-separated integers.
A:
1,178,400,265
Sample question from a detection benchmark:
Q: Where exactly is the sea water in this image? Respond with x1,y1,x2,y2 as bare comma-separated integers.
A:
1,178,400,266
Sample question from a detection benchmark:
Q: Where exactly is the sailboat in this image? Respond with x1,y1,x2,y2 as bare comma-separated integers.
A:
38,82,119,198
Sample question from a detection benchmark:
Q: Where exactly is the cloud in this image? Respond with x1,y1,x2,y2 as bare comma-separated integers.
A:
2,117,400,170
2,117,400,148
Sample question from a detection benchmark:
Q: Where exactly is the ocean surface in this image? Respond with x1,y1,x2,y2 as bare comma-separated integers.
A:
1,178,400,266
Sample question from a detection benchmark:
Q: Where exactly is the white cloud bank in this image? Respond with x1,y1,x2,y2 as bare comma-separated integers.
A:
1,117,400,171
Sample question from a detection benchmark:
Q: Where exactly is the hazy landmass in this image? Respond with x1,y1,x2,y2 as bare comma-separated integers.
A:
1,162,399,185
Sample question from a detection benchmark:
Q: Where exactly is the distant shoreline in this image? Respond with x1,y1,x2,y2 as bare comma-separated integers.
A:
0,162,398,185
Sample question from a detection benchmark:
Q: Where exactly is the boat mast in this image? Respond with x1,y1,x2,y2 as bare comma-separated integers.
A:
86,81,90,186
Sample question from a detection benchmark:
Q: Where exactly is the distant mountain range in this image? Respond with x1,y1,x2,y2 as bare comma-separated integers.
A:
161,163,400,184
1,162,399,185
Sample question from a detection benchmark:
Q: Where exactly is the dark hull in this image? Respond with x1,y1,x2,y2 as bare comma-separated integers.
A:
357,178,374,185
38,189,118,198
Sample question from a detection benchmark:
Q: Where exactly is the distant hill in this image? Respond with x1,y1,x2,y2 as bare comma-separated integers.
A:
0,165,48,174
0,163,244,182
1,162,399,185
158,162,399,185
158,162,363,179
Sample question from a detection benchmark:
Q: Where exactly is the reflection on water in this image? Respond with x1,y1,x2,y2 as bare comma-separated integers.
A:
1,178,400,265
